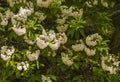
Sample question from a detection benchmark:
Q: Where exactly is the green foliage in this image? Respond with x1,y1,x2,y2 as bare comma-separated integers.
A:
67,16,86,39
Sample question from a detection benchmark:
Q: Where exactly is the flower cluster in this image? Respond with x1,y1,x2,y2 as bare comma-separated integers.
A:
0,10,13,26
86,33,102,47
101,55,120,74
84,47,96,56
72,40,85,52
17,61,29,71
56,6,83,32
7,0,27,7
61,52,73,66
26,50,40,61
37,0,53,8
41,75,52,82
36,30,68,50
101,0,108,7
72,33,102,56
85,0,109,7
60,6,83,17
12,7,34,36
0,46,15,60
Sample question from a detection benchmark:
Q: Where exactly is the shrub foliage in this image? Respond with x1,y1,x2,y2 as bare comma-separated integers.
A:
0,0,120,82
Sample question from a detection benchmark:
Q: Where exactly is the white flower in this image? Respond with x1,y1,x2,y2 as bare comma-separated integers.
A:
70,8,83,17
93,0,98,5
41,75,52,82
35,12,46,21
108,67,117,74
101,56,117,74
101,0,108,7
11,7,33,25
78,8,83,16
72,43,85,52
60,6,73,16
1,19,8,26
86,33,102,46
113,61,120,67
86,36,97,46
26,50,40,61
19,7,33,16
49,40,60,50
61,52,73,66
47,30,56,41
1,54,11,61
40,29,56,41
40,30,56,41
86,1,92,7
60,6,83,17
23,35,36,45
56,24,68,32
84,47,96,56
17,61,29,71
0,46,15,60
12,25,26,36
56,18,66,24
36,37,48,49
13,14,27,20
17,63,23,71
58,32,68,44
37,0,53,8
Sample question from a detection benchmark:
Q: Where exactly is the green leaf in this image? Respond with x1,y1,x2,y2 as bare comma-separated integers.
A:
49,75,57,81
6,60,10,67
73,75,83,82
36,60,39,69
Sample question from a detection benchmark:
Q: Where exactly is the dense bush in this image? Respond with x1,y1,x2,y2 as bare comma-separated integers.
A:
0,0,120,82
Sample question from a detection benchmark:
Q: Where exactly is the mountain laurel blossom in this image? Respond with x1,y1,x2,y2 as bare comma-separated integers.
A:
56,18,66,25
41,75,52,82
86,36,97,46
72,43,85,52
11,7,33,25
17,61,29,71
37,0,53,8
18,7,33,16
26,50,40,61
1,19,8,26
93,0,98,5
101,0,108,7
36,37,48,49
61,52,73,66
56,24,68,32
0,46,15,61
101,56,117,74
47,30,56,41
0,10,13,26
60,6,83,17
86,33,102,46
49,40,61,50
58,32,68,44
84,47,96,56
85,1,93,7
12,25,26,36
